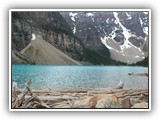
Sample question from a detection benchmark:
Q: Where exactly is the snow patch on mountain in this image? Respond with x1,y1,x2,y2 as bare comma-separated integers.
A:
103,29,106,35
106,18,109,23
86,13,94,17
102,26,117,41
114,20,118,24
68,12,78,34
139,17,143,27
101,36,120,53
143,27,148,35
69,12,78,22
73,23,76,34
31,33,36,40
113,12,133,50
101,37,113,50
139,16,149,35
143,12,148,15
91,18,95,22
108,30,116,39
126,12,132,19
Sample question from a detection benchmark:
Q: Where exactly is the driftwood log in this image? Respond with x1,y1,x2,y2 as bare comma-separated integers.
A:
12,80,50,108
12,80,148,108
12,82,18,102
128,73,148,77
18,80,32,106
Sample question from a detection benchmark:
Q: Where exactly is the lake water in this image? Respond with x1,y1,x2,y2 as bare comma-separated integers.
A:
12,65,148,89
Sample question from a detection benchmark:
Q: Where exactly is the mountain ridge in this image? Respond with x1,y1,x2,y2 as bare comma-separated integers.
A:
11,11,149,66
60,11,149,64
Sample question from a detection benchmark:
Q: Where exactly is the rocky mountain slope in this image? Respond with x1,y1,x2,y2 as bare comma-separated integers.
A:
19,33,81,65
60,11,149,64
12,12,83,62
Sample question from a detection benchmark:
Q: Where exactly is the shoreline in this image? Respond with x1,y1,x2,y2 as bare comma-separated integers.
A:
18,87,148,94
14,88,148,109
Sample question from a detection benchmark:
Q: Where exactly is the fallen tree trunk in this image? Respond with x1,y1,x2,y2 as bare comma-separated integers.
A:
12,82,18,102
12,80,32,108
18,80,32,106
12,80,50,108
21,95,50,108
117,91,148,98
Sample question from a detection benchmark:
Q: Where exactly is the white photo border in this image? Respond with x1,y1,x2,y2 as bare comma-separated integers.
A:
9,9,151,111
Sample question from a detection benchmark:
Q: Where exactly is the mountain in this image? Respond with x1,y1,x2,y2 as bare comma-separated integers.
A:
11,11,149,66
19,33,80,65
11,11,123,65
12,12,83,61
60,11,149,64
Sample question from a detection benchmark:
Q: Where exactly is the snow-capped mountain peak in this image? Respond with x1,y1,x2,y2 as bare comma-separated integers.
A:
61,11,149,64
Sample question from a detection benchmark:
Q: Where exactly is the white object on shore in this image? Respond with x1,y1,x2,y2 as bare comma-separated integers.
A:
116,81,124,89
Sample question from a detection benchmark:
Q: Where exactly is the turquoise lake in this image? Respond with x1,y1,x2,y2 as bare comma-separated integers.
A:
12,65,148,89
